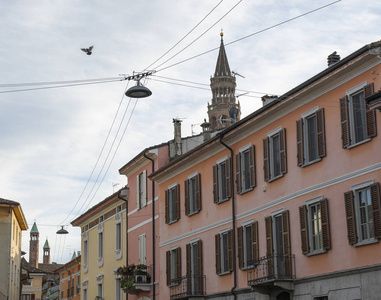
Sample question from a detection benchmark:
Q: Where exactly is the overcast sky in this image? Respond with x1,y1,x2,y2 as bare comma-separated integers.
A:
1,0,380,264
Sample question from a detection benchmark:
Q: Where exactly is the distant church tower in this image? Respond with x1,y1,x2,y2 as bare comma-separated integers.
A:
29,221,39,268
207,32,241,130
43,238,50,264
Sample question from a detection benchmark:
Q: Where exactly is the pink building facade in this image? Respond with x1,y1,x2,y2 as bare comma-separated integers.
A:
151,40,381,300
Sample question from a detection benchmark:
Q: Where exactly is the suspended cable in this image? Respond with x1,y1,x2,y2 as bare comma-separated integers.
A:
144,1,223,71
155,0,341,73
153,0,243,71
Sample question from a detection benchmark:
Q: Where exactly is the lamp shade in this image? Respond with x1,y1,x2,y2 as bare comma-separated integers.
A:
125,84,152,98
56,226,69,234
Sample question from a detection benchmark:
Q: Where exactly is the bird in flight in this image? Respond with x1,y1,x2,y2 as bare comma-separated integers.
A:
81,46,94,55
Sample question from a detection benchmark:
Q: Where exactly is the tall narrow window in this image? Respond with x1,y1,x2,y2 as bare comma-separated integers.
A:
137,170,147,209
263,128,287,182
83,237,88,273
166,247,181,286
98,222,104,267
97,283,103,298
215,229,233,275
185,173,201,216
340,82,377,148
139,233,146,265
236,145,256,194
115,279,122,300
238,221,258,269
116,223,122,252
165,184,180,224
186,240,203,296
213,158,231,203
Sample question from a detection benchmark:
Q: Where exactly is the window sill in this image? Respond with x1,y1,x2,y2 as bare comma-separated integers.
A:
346,138,371,149
354,238,378,247
241,265,255,270
301,158,322,168
238,187,254,195
168,219,179,225
187,210,200,217
267,174,284,183
218,270,232,276
306,249,327,256
217,197,230,205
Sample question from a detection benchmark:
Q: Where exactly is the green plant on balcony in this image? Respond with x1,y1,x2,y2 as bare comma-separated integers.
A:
114,264,150,291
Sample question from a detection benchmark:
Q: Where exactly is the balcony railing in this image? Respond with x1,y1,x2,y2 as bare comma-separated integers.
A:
170,275,206,299
122,265,152,295
247,254,295,286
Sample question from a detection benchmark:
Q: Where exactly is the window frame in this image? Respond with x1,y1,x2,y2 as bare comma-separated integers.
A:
83,232,89,273
98,222,104,267
213,157,231,204
238,220,258,269
215,229,233,275
137,170,147,209
165,183,180,224
166,246,181,286
263,127,287,182
115,212,122,260
185,173,201,216
236,144,256,194
139,233,146,265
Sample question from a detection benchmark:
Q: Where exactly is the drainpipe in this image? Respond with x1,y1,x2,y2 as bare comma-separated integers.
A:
143,152,156,300
218,136,237,300
117,188,129,300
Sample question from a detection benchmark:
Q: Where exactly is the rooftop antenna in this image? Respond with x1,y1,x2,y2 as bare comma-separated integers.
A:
112,182,120,193
232,71,245,78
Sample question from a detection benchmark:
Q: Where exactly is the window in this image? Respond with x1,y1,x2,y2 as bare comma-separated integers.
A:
83,288,87,300
98,222,104,267
115,278,122,300
83,238,88,272
345,182,381,245
77,275,80,294
340,82,377,148
236,145,256,194
238,221,258,269
137,170,147,209
185,173,201,216
71,277,74,296
213,158,231,203
139,233,146,265
263,128,287,182
67,278,70,297
115,211,122,260
296,108,326,166
186,240,203,295
166,247,181,286
215,229,233,275
97,283,103,298
165,184,180,224
299,198,331,255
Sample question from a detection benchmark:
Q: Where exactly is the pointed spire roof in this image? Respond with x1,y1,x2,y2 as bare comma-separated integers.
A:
71,251,77,260
30,221,39,234
214,31,232,77
43,238,50,249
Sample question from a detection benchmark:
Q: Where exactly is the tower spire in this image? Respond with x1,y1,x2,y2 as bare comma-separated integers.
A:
29,221,39,268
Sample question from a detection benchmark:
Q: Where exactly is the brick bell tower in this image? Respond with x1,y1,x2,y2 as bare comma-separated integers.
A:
207,31,241,130
29,221,39,268
43,238,50,264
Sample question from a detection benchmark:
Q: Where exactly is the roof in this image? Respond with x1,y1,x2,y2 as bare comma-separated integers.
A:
30,221,39,234
0,197,28,230
43,239,50,249
214,33,231,77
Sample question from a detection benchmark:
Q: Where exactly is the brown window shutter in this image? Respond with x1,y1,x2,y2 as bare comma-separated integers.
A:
299,205,309,255
320,198,331,250
166,250,170,286
296,118,304,166
344,191,357,245
236,153,242,194
340,96,350,148
197,240,204,293
215,234,221,274
237,226,243,269
176,247,182,280
249,145,256,188
370,183,381,239
316,108,326,158
263,137,270,181
226,158,232,199
282,210,292,277
363,82,374,98
228,229,233,272
252,221,259,263
175,184,180,221
280,128,287,174
186,243,191,277
366,109,377,138
213,165,218,203
265,216,273,256
184,179,190,216
196,173,202,212
165,190,169,224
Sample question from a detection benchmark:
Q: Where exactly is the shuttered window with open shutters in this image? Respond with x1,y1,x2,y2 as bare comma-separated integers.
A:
166,247,181,286
238,221,259,269
215,229,233,275
236,145,256,194
185,173,202,216
263,128,287,182
213,158,231,204
165,184,180,224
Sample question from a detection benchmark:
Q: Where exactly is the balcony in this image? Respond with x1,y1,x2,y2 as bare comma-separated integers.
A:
170,275,206,299
247,254,295,291
115,264,152,295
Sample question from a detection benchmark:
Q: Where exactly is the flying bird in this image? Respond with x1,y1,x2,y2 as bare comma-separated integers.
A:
81,46,94,55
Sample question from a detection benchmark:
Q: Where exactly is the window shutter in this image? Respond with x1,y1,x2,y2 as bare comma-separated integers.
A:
196,173,201,212
366,109,377,138
370,183,381,239
186,243,191,277
176,247,182,280
226,158,232,199
165,190,169,224
364,82,374,98
263,137,270,181
280,128,287,174
296,118,304,166
142,170,147,206
316,108,326,158
249,145,256,188
175,184,180,221
137,174,141,209
166,250,170,286
184,179,190,216
236,153,242,194
213,165,218,203
215,234,221,274
320,198,331,250
299,205,309,255
344,191,357,245
252,221,259,263
228,229,233,272
340,96,350,148
237,226,243,269
282,210,292,277
197,240,204,294
265,216,274,277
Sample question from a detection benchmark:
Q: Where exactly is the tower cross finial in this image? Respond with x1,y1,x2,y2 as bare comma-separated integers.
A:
220,28,224,38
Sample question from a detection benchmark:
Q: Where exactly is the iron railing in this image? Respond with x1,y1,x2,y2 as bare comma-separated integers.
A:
247,254,295,285
170,275,206,299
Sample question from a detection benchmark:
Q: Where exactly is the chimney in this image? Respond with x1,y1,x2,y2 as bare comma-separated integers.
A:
200,119,211,141
262,95,278,106
173,119,182,156
327,51,340,67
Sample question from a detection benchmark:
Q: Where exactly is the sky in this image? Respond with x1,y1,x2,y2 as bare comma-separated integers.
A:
1,0,380,264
